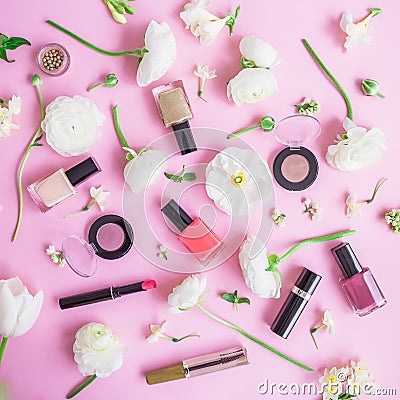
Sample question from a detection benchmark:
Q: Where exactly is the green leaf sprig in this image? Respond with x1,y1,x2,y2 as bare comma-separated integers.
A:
164,165,196,183
225,5,241,36
12,74,45,242
0,34,31,63
222,290,250,311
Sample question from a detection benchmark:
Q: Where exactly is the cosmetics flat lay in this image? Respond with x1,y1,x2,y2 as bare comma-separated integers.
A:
2,2,396,399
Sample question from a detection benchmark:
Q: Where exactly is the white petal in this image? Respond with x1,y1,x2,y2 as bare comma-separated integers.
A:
137,21,177,87
12,291,44,337
239,36,278,68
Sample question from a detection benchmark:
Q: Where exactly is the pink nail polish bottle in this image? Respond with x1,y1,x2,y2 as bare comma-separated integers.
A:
331,242,386,317
27,157,101,213
161,199,224,264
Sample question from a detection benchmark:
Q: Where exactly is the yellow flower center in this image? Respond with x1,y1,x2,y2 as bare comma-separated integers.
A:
329,375,336,383
231,172,246,188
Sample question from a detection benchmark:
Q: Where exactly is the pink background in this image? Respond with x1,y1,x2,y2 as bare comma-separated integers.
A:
1,0,399,399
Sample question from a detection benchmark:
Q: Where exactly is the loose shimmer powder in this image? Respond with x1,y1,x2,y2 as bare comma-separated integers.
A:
96,223,125,251
158,88,193,128
281,154,310,183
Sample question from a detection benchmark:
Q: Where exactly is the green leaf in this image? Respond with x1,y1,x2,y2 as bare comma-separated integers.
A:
222,293,235,303
0,48,13,63
0,34,9,45
237,297,250,305
164,172,183,182
183,172,197,182
31,143,43,147
233,290,238,298
2,37,31,50
34,134,43,143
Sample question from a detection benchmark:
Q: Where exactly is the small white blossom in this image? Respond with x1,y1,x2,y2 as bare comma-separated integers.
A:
0,96,21,138
340,9,382,51
45,245,66,268
194,65,217,80
271,209,286,227
346,194,362,218
146,322,167,343
303,199,322,221
322,310,336,334
90,186,110,211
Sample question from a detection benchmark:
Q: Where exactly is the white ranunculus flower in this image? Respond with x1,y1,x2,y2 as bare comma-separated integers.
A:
239,236,281,299
326,118,386,171
137,20,177,87
168,275,207,313
0,277,44,338
123,148,167,193
205,147,273,216
73,322,127,378
239,36,278,68
42,95,105,157
227,68,277,106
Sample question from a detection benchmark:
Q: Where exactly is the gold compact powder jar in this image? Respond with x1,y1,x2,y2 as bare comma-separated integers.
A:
37,43,70,76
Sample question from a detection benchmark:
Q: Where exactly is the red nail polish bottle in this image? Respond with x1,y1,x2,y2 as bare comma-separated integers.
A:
162,200,224,264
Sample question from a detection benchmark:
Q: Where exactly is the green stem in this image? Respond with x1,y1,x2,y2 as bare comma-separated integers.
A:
196,304,313,371
171,334,200,342
87,82,105,92
112,105,130,148
63,200,96,218
198,78,207,102
67,375,97,399
376,92,385,99
310,324,325,349
46,20,146,57
302,39,353,120
227,124,261,139
277,230,355,264
0,337,9,365
12,84,45,242
365,177,387,204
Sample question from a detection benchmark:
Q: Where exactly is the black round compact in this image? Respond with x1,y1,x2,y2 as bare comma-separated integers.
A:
272,115,321,191
62,214,134,277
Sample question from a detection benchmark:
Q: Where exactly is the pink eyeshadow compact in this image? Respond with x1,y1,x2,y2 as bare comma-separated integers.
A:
272,115,321,191
61,215,133,277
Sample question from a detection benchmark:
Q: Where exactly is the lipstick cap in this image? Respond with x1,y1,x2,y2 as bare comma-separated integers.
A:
295,267,321,295
331,242,362,278
270,267,321,339
65,157,101,186
161,199,193,232
172,121,197,155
